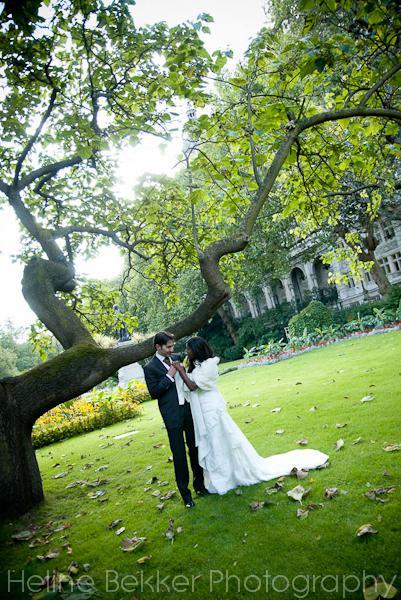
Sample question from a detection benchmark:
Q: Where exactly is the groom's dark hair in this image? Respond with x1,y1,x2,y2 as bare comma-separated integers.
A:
153,331,175,348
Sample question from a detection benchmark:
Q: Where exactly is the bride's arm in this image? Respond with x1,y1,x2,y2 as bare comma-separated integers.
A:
174,362,198,392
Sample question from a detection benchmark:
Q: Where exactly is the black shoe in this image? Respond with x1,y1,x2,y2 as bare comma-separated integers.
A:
184,499,195,508
195,487,211,496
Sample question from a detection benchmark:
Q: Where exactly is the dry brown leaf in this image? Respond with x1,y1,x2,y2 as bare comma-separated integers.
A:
383,443,401,452
287,485,310,502
324,487,339,499
121,536,146,552
335,439,345,451
137,555,152,564
356,523,378,537
160,490,176,501
290,467,309,480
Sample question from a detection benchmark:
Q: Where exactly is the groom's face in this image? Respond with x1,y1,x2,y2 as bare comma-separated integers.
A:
156,340,175,358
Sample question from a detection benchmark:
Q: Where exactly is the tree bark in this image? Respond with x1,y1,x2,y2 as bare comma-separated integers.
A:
217,305,239,345
360,228,391,296
0,382,43,517
362,251,391,295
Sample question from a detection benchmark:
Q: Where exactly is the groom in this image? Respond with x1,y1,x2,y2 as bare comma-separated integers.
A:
143,331,207,508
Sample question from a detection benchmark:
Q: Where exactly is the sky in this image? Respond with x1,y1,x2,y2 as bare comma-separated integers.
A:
0,0,267,330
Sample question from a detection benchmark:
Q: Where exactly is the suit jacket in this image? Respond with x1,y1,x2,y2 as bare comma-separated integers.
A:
143,354,185,429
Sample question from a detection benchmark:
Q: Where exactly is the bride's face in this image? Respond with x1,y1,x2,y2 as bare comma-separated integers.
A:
186,345,194,360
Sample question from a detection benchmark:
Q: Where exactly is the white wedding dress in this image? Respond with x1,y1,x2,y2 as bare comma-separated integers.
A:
180,357,329,495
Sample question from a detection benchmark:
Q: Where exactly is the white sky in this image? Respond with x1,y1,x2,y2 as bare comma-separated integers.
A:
0,0,267,329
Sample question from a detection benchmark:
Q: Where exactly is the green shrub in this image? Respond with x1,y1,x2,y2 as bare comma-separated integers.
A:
32,382,149,448
384,284,401,310
288,300,334,338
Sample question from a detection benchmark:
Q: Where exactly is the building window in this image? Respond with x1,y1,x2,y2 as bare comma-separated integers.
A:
374,227,384,243
346,276,356,288
379,257,391,274
391,252,401,272
383,223,395,240
363,269,372,283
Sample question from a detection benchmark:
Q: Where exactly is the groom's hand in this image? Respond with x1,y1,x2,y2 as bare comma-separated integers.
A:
167,364,177,377
172,361,185,373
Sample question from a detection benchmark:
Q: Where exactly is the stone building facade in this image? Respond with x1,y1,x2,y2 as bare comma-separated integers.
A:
230,219,401,319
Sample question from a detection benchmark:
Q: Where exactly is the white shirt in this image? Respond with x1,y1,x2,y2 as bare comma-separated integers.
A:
155,352,187,405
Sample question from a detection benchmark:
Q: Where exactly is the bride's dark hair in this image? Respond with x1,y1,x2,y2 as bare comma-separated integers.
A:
186,336,214,372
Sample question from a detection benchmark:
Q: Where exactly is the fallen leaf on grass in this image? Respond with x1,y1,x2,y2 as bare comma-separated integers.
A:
249,501,268,511
287,485,310,503
95,465,109,472
324,487,339,499
364,486,396,502
290,467,309,480
336,423,347,429
383,443,401,452
363,577,398,600
87,490,106,499
145,476,158,485
11,530,34,542
275,429,285,435
309,406,318,412
36,548,60,561
271,407,282,413
296,502,323,520
335,439,344,451
52,472,68,479
156,503,165,511
297,439,308,446
352,437,363,445
115,527,125,536
356,523,378,537
160,490,176,502
151,490,161,497
137,555,152,564
165,518,175,543
361,395,375,403
153,443,163,448
67,560,80,575
121,536,146,552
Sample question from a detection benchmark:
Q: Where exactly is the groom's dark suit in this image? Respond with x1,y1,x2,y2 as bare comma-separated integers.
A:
143,354,204,503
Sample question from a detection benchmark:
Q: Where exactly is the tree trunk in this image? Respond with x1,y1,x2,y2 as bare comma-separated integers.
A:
0,383,43,518
368,256,391,296
217,305,239,345
360,228,391,296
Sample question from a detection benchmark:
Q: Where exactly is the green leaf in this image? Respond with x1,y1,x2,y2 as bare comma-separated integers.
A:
189,189,209,204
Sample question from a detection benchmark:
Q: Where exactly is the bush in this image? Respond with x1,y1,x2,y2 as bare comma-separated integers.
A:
384,284,401,310
332,299,386,324
32,382,149,448
221,345,244,361
288,300,334,338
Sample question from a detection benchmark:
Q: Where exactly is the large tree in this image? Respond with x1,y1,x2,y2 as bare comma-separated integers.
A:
0,0,400,517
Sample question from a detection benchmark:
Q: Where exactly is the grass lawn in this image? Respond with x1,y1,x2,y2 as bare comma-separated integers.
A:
1,331,401,600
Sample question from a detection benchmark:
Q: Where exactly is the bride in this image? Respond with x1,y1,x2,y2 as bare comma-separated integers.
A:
174,336,329,495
